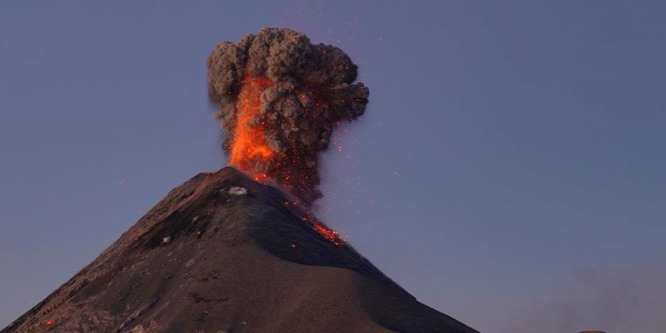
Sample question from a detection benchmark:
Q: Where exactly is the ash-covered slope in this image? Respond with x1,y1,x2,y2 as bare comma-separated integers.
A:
2,167,477,333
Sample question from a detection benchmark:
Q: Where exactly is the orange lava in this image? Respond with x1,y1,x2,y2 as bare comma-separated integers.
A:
312,222,344,247
227,76,344,247
229,75,274,180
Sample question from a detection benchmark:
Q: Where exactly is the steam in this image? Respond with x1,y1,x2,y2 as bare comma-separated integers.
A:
207,28,369,204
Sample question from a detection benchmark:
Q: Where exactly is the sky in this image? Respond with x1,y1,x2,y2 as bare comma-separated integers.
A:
1,1,665,332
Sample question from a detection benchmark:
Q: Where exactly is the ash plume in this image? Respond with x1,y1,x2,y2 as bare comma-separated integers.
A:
207,28,369,205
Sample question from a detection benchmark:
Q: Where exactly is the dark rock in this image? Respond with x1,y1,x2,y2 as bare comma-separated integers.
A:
2,167,477,333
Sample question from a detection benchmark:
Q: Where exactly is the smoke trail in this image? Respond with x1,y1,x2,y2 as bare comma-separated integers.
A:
207,28,369,205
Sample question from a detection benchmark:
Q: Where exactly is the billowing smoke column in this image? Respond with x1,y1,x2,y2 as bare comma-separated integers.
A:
207,28,369,205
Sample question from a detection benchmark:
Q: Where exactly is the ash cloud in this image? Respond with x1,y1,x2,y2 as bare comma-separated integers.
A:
207,28,369,204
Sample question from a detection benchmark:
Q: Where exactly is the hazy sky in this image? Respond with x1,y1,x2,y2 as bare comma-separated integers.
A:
2,1,666,332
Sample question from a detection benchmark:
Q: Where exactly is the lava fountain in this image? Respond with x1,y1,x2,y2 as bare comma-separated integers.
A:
207,28,369,246
228,75,274,182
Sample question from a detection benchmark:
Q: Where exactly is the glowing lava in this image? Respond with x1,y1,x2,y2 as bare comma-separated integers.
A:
227,76,345,247
312,222,344,247
301,214,344,247
229,75,274,181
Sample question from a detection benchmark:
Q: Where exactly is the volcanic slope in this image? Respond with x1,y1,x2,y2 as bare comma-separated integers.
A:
2,167,478,333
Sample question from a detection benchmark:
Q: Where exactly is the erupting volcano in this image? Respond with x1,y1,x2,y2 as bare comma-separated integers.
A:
207,27,369,205
2,28,477,333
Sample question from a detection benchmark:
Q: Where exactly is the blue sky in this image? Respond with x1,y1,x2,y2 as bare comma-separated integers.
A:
1,2,665,332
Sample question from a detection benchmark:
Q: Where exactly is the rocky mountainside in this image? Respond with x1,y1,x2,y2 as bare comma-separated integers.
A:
2,167,477,333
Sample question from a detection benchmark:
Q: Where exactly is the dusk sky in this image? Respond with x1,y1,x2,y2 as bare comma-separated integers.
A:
2,2,666,332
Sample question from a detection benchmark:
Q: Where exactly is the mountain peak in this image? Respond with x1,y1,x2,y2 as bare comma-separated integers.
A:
3,167,477,333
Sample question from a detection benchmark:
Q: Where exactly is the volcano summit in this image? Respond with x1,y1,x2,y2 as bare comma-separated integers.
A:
3,168,477,333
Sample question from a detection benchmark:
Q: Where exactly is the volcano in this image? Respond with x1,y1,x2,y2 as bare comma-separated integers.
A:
2,167,477,333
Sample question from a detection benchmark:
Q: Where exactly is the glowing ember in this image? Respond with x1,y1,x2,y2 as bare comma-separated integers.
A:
312,221,344,247
228,75,274,180
45,320,56,326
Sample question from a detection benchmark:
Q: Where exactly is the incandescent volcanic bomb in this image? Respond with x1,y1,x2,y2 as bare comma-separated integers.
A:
207,28,369,205
2,168,477,333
